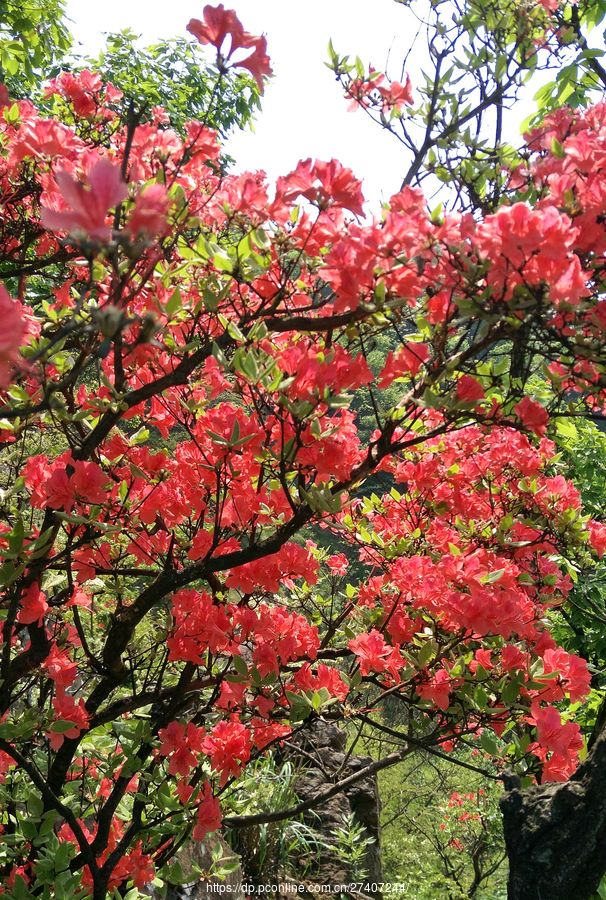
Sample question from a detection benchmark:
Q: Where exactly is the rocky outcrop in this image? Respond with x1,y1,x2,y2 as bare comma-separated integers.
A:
501,723,606,899
144,834,242,899
145,721,383,899
287,720,382,896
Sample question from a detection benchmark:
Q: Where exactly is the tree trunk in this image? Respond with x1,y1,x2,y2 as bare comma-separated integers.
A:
501,728,606,899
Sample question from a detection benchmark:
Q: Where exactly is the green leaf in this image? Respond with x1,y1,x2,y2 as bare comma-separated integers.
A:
479,568,505,584
550,137,565,159
50,719,77,734
479,732,499,756
501,681,519,705
232,654,249,676
416,639,437,668
165,287,182,317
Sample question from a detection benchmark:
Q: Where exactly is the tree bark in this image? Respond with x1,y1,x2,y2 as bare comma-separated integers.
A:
501,728,606,899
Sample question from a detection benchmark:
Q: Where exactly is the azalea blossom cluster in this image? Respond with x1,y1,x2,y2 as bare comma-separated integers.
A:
437,788,492,856
344,68,414,116
341,424,594,780
187,3,272,92
0,4,605,893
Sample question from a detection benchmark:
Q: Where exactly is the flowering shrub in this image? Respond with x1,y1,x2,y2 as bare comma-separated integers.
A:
0,2,606,896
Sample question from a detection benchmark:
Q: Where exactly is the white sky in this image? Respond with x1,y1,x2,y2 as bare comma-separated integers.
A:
64,0,417,209
63,1,558,212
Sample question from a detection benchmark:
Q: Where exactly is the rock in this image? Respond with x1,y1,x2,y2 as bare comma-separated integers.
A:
143,834,242,899
286,720,383,897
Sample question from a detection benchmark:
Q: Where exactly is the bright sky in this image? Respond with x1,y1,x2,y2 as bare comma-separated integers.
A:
64,0,416,209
